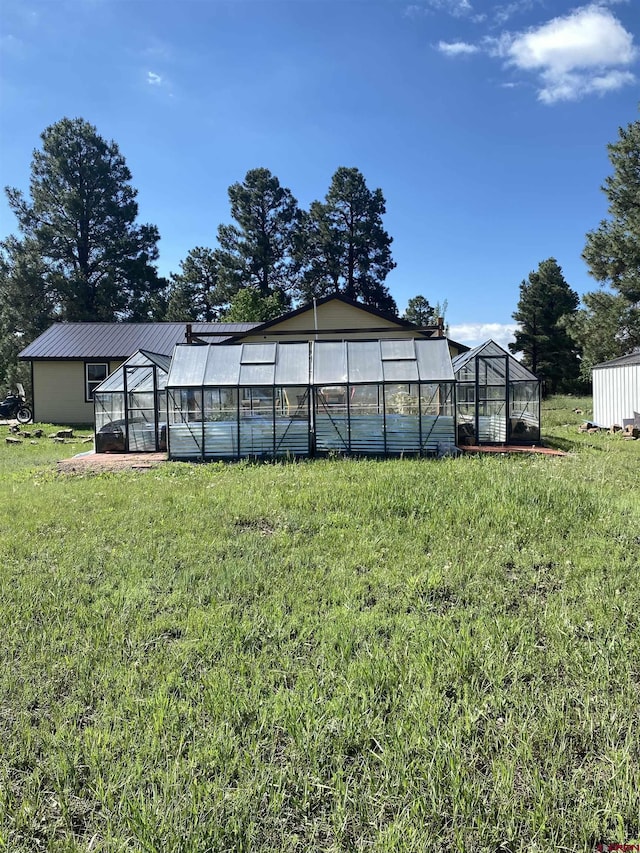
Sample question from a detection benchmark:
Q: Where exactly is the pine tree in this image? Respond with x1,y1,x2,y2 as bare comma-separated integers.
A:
5,117,163,322
509,258,580,394
575,118,640,370
165,247,231,322
215,168,300,303
297,167,397,313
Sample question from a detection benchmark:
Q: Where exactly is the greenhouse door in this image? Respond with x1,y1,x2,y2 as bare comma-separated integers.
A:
125,365,159,452
477,355,508,444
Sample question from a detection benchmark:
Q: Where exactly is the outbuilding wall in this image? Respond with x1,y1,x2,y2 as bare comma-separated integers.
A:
593,363,640,427
33,360,122,424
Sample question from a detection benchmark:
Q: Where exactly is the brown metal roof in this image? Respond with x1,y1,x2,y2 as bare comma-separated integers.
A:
19,322,259,360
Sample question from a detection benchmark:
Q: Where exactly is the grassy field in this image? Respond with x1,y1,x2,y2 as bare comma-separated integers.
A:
0,398,638,852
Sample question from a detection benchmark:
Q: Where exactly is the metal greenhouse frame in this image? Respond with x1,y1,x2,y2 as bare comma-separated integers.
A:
165,339,456,460
94,350,170,452
452,340,540,445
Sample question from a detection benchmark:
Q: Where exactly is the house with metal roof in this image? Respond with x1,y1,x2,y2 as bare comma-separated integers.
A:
19,295,464,425
592,350,640,428
19,321,258,424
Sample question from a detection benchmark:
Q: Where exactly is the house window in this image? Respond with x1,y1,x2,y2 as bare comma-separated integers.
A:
86,363,109,401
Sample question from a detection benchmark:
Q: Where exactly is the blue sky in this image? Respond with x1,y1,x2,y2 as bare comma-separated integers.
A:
1,0,638,348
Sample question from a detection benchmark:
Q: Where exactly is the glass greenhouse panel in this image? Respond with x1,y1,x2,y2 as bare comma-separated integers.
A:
479,356,507,384
509,359,538,382
126,391,156,452
168,346,208,387
239,363,275,386
94,393,126,452
239,388,275,456
95,371,125,394
421,383,456,452
478,399,507,443
455,361,476,383
457,403,476,445
314,342,347,385
457,383,475,404
347,341,383,383
274,387,310,457
202,346,241,386
350,384,381,416
480,341,505,358
167,389,204,458
381,339,415,360
509,382,540,442
241,343,276,364
203,388,238,458
125,365,155,394
384,384,420,454
350,384,384,453
315,388,349,453
416,340,455,382
382,360,419,383
275,344,310,386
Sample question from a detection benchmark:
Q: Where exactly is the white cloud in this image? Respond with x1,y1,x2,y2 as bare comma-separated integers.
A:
437,40,479,56
493,0,539,27
449,322,518,351
497,4,637,102
436,4,637,103
147,71,162,86
405,0,473,19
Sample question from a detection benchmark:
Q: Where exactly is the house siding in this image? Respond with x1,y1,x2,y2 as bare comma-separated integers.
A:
33,360,122,425
593,363,640,427
237,301,416,342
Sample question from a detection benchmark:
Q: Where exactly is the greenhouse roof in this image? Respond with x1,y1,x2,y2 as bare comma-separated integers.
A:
452,340,538,382
166,338,454,388
94,350,170,394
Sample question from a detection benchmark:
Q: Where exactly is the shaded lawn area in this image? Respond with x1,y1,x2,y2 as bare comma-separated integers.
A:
0,399,638,851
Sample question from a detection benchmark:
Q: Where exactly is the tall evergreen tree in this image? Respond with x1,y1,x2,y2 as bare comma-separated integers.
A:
509,258,580,394
5,117,163,322
216,168,301,303
0,237,53,394
165,247,231,322
403,295,448,327
297,167,397,313
568,290,639,376
575,118,640,371
403,295,436,326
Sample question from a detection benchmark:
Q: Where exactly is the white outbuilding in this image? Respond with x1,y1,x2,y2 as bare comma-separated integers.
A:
592,351,640,428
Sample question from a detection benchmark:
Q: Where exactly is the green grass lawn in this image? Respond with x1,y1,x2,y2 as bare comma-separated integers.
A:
0,399,638,852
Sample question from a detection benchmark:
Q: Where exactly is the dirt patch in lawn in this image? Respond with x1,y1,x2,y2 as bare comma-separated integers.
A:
57,452,167,474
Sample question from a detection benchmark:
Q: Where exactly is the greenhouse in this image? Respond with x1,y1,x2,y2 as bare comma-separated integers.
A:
94,350,170,452
452,340,540,445
166,339,456,460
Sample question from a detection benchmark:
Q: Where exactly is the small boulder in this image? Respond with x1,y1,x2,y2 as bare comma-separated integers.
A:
6,436,22,445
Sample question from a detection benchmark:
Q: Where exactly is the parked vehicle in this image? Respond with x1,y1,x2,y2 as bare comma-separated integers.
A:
0,384,32,423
